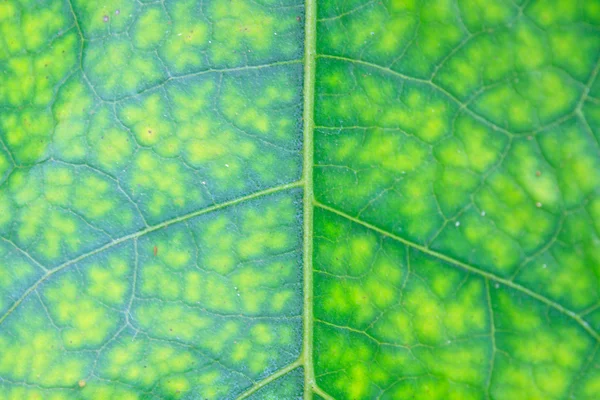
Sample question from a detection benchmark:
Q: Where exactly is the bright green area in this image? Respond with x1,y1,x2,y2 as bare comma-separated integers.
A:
314,0,600,398
1,0,600,399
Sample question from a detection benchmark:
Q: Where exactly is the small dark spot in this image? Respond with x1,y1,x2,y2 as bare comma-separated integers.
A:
536,170,541,176
169,328,173,332
148,129,152,134
103,15,109,23
296,16,301,22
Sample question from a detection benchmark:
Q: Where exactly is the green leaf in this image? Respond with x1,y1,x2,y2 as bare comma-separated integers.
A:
1,0,600,399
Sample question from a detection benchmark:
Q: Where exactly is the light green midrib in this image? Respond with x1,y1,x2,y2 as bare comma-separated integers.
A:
301,0,318,399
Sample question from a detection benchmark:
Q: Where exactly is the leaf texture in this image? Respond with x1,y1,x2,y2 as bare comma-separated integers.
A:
1,0,600,399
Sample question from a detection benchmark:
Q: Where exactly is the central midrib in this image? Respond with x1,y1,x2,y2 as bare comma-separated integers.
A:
301,0,318,398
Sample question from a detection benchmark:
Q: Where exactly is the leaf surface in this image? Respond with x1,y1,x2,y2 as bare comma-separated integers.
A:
1,0,600,399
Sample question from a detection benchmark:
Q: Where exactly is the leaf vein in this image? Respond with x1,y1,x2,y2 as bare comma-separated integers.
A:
314,201,600,342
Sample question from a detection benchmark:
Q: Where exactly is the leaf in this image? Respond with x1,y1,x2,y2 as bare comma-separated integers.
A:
0,0,599,399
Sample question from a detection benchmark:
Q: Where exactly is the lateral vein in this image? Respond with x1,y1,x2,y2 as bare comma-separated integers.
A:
0,181,303,327
314,201,600,342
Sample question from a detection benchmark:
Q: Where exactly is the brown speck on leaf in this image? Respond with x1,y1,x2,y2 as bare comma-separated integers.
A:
536,171,541,176
154,245,158,256
78,380,86,388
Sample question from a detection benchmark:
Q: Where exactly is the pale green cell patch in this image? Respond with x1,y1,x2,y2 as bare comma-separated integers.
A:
517,241,600,312
52,73,95,162
0,299,95,388
86,255,131,306
573,351,600,400
0,163,144,265
457,0,517,31
220,69,301,145
0,28,78,106
119,92,176,150
157,0,303,75
0,108,54,165
491,288,595,399
131,5,169,50
124,149,211,225
0,26,79,164
538,119,600,207
548,26,600,82
72,0,137,38
155,0,211,74
472,68,580,132
436,113,508,174
86,106,137,174
84,37,167,100
527,0,594,28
